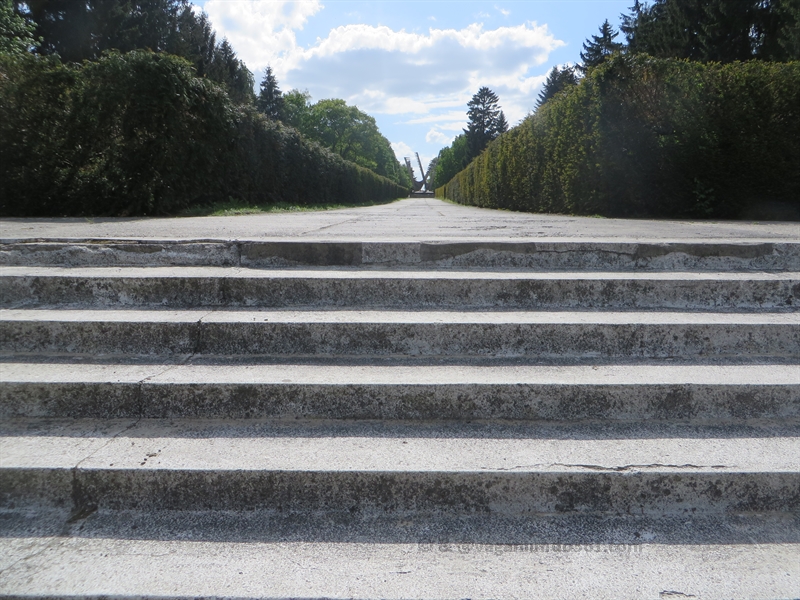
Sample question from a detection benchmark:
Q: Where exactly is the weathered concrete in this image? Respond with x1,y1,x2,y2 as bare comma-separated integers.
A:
2,362,798,421
3,266,799,309
2,522,799,599
2,197,798,241
0,210,798,597
2,308,797,358
3,239,800,270
2,418,800,515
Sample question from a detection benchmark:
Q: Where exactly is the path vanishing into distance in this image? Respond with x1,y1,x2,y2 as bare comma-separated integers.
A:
3,197,799,241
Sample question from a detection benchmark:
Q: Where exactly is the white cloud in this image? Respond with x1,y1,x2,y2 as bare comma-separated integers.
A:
281,22,563,123
391,141,415,164
496,6,511,17
198,6,564,154
426,129,453,145
201,0,323,71
390,142,434,180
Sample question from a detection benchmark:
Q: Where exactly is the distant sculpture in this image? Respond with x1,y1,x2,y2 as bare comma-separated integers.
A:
404,152,432,193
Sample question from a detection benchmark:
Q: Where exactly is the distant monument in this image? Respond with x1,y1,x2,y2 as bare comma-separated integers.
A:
404,152,433,196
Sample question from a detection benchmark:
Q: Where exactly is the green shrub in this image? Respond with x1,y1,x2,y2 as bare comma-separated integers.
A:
0,51,407,216
438,55,800,219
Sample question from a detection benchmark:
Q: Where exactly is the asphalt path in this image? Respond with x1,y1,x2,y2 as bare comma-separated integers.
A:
2,197,797,241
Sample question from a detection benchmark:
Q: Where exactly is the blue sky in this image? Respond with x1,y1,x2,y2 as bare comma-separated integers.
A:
194,0,632,177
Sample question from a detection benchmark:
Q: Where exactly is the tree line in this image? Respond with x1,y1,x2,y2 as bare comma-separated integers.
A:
429,86,509,191
436,0,800,220
256,71,412,189
0,0,410,216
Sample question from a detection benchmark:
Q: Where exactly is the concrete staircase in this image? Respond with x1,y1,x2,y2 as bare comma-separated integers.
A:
1,239,799,598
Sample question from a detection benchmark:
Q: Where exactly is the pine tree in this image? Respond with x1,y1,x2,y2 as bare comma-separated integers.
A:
257,65,283,120
536,66,578,109
495,111,509,136
620,0,795,62
464,87,504,160
579,19,624,72
208,38,254,105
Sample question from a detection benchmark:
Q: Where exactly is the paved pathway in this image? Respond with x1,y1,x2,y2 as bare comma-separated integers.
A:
2,198,798,241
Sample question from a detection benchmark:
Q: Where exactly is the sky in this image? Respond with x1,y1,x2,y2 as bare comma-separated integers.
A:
193,0,632,179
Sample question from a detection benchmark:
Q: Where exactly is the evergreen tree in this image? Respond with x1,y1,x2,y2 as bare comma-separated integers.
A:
779,0,800,59
579,19,624,72
536,65,578,109
207,38,254,105
620,0,797,62
464,87,504,160
171,8,217,78
256,66,283,120
16,1,256,103
495,111,509,136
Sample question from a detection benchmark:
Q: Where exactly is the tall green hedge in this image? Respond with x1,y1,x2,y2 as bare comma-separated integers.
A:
438,55,800,219
0,51,408,216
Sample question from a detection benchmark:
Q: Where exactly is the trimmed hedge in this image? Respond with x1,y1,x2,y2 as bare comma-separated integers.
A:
438,55,800,219
0,51,408,216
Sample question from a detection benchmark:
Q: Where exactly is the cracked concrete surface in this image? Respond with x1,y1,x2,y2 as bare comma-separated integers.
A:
2,198,798,241
1,199,799,598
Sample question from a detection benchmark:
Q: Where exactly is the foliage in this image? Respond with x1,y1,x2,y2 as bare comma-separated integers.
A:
281,89,311,128
620,0,800,62
464,86,507,160
15,0,254,103
1,0,37,56
430,87,507,190
0,51,408,216
279,92,411,188
256,65,283,120
579,19,624,72
780,0,800,58
431,134,469,191
203,37,254,105
536,65,579,109
437,55,800,220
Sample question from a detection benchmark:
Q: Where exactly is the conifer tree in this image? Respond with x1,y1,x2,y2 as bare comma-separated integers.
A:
464,87,504,160
619,0,798,62
536,66,578,109
495,111,509,136
579,19,624,72
257,66,283,120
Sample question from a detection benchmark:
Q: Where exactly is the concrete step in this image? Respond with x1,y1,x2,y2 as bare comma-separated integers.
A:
2,308,797,358
2,418,799,515
3,266,798,309
2,239,799,270
2,361,798,421
1,509,799,599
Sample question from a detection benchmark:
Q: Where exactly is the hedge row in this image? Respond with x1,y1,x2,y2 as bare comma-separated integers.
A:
437,55,800,219
0,51,408,216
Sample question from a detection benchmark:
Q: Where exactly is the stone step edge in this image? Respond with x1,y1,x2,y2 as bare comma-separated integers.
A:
2,363,799,420
3,310,797,358
2,239,799,269
3,268,798,310
2,518,799,599
5,466,799,515
3,420,799,515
